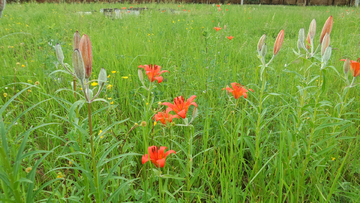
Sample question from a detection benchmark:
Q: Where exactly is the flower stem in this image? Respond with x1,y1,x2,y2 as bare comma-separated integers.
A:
88,102,99,201
73,77,77,99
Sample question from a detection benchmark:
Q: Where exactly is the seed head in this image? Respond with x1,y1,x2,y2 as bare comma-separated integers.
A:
141,121,147,127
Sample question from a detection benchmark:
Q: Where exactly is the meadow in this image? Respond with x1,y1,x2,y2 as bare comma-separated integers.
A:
0,2,360,202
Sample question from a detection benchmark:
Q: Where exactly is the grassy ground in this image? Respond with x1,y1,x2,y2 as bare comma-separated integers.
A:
0,2,360,202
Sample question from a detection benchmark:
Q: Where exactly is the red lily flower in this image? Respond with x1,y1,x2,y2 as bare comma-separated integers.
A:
142,146,176,168
214,27,222,32
342,58,360,77
217,4,221,7
138,64,169,83
154,108,179,125
162,95,197,119
223,83,254,99
227,36,234,40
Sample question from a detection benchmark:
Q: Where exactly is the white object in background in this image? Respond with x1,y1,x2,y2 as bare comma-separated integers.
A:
114,9,122,19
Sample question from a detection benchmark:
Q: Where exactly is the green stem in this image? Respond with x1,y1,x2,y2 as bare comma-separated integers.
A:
88,102,99,201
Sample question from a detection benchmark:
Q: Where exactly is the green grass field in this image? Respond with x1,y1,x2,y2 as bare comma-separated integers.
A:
1,2,360,202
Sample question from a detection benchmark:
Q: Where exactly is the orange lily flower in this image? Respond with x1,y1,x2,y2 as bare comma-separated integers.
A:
342,58,360,77
227,36,234,40
142,146,176,168
223,83,253,99
217,4,221,7
162,95,197,119
214,27,222,32
154,108,179,125
138,64,169,83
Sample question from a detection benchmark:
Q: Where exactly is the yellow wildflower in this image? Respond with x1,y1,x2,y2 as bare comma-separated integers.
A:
98,130,102,135
25,167,32,173
16,62,20,65
22,64,25,67
107,97,112,100
154,122,157,126
111,71,116,74
332,157,336,161
100,135,103,139
110,101,114,105
107,75,110,78
122,76,128,79
56,172,64,179
107,84,113,89
3,93,7,97
69,159,74,165
91,82,98,86
28,89,31,93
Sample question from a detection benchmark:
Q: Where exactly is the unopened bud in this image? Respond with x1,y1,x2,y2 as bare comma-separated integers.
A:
260,43,267,58
79,34,93,79
138,69,144,84
322,46,332,64
320,16,333,44
273,29,284,55
73,31,81,50
0,0,6,18
298,28,305,45
257,34,266,55
306,33,311,50
308,19,316,40
171,122,176,127
73,49,85,82
55,43,64,66
321,33,330,56
134,123,139,126
98,68,107,87
297,39,302,53
343,58,350,75
141,121,147,127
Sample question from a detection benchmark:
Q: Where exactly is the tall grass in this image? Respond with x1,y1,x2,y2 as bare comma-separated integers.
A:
0,2,359,202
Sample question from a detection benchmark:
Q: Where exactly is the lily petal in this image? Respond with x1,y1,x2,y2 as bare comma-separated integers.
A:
142,154,149,164
156,158,166,168
164,150,176,158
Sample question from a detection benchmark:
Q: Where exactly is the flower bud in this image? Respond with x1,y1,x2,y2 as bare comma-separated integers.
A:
308,19,316,40
79,34,93,79
322,46,332,64
138,69,144,84
72,49,85,82
320,16,333,44
257,34,266,55
260,43,267,58
273,29,284,55
321,33,330,57
141,121,147,127
297,39,302,53
55,43,64,66
298,28,305,45
73,31,81,50
343,58,350,75
306,33,311,50
0,0,6,18
98,68,107,87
